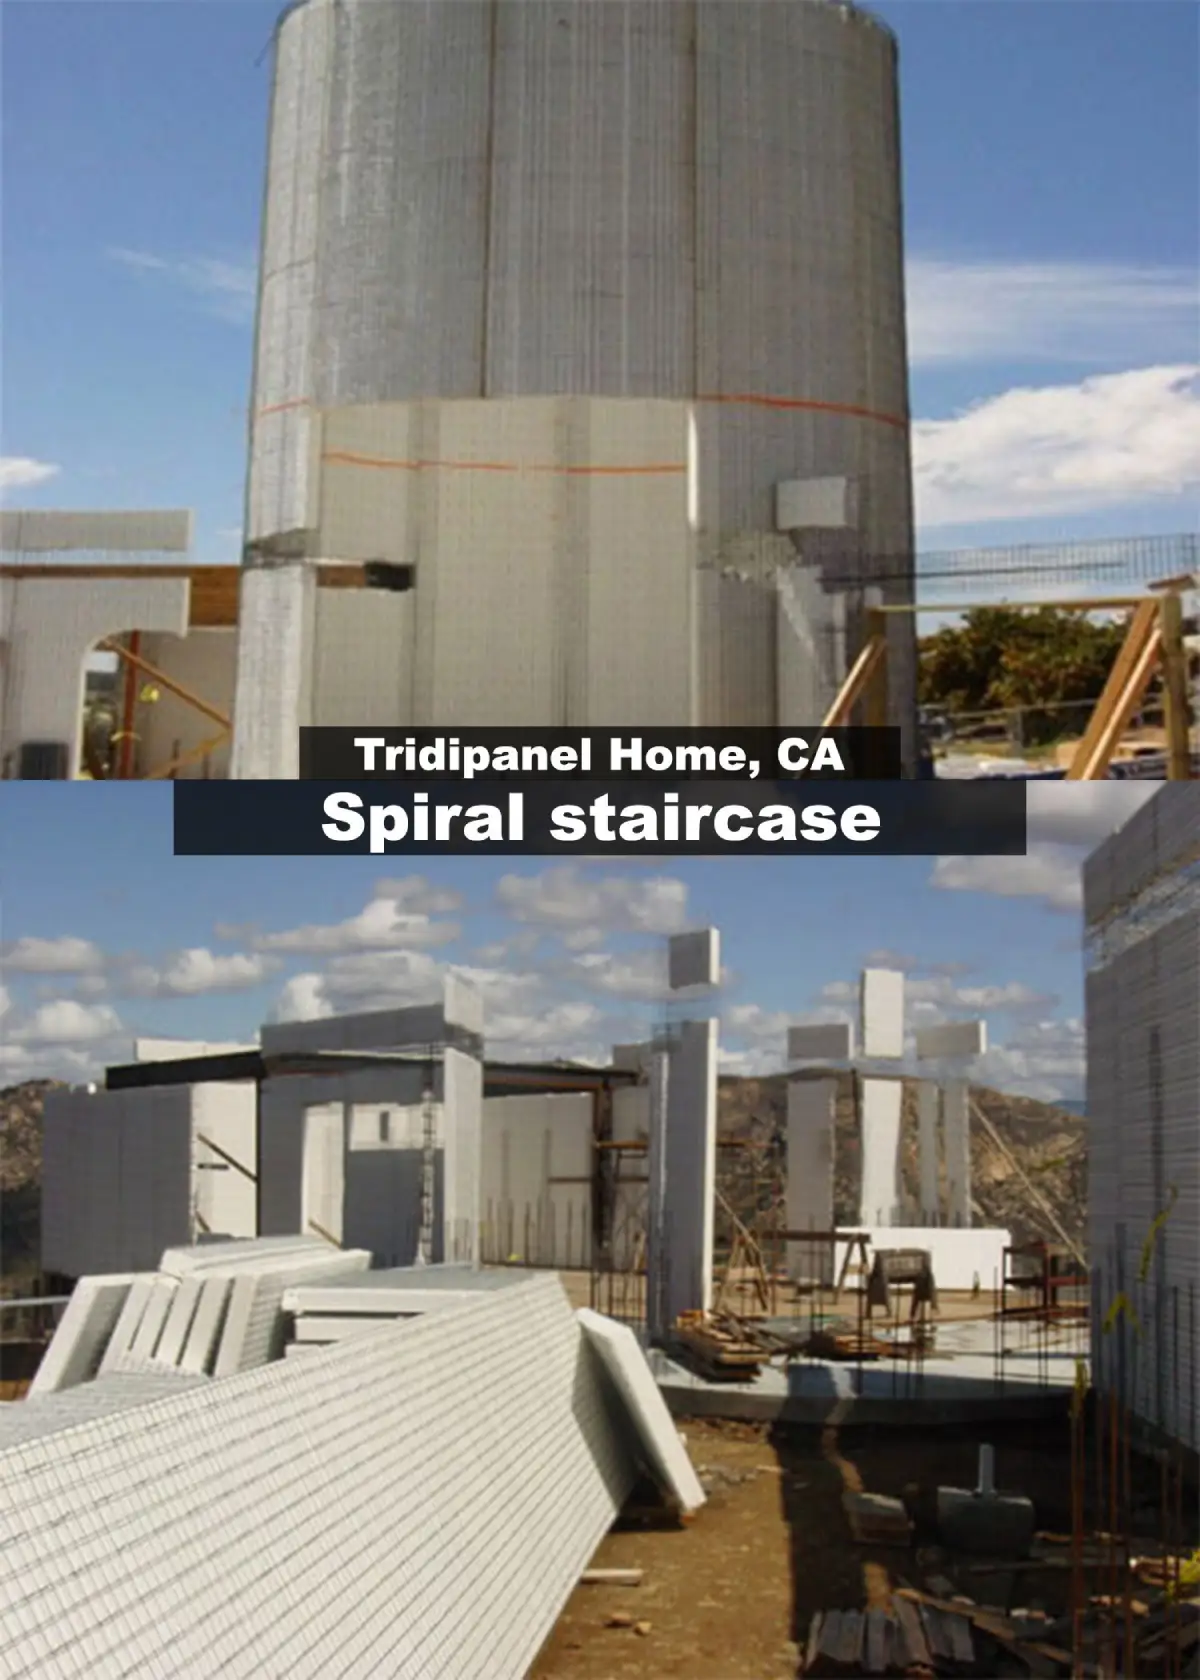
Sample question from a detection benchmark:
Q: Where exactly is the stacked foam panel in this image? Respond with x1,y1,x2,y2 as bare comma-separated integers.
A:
0,1275,703,1679
282,1263,535,1346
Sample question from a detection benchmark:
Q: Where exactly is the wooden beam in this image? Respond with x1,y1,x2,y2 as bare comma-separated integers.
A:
98,639,231,730
863,606,889,730
142,730,229,782
823,632,888,728
1064,599,1161,780
1157,592,1193,779
884,594,1152,616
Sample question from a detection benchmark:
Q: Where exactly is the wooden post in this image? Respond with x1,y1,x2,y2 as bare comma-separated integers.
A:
1065,600,1161,780
863,606,889,731
1157,592,1192,780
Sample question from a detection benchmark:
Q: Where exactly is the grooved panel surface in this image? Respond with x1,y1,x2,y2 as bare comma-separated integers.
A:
0,1277,659,1680
27,1277,136,1397
211,1248,371,1376
1086,795,1200,1453
0,1372,206,1451
97,1276,159,1374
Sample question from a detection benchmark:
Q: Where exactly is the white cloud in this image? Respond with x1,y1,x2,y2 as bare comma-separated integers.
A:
126,948,278,997
906,258,1198,369
1026,784,1158,848
223,878,462,957
495,866,688,936
0,456,60,493
569,948,669,1002
0,935,104,974
10,999,123,1046
974,1016,1086,1105
931,847,1084,914
272,973,333,1024
933,786,1159,913
914,365,1200,527
107,247,256,325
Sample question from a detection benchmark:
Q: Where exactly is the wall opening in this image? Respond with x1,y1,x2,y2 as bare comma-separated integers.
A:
80,627,236,780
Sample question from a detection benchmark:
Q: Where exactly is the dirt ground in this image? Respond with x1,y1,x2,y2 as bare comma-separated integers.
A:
530,1414,1168,1680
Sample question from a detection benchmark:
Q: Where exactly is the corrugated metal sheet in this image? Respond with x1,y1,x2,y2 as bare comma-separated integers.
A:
0,1275,675,1680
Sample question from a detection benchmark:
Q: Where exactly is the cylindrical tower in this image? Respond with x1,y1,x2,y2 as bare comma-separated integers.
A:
235,0,916,772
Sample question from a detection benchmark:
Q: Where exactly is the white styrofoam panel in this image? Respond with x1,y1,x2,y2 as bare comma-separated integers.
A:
480,1092,593,1269
860,969,906,1060
0,1274,661,1680
775,475,857,533
133,1038,255,1062
668,929,720,992
914,1021,987,1062
785,1078,836,1283
27,1276,137,1397
301,1101,345,1244
916,1081,940,1222
577,1309,705,1514
121,1275,179,1363
283,1266,532,1316
835,1228,1012,1294
0,1371,206,1452
649,1020,718,1331
160,1236,328,1278
261,981,482,1055
153,1275,205,1368
611,1043,650,1075
292,1315,410,1343
858,1077,903,1227
942,1079,972,1228
191,1081,258,1240
212,1248,371,1377
96,1275,159,1374
178,1277,234,1376
787,1022,855,1063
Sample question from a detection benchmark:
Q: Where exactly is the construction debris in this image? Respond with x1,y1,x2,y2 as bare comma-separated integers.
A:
843,1490,914,1547
805,1598,974,1674
670,1311,765,1380
580,1569,643,1587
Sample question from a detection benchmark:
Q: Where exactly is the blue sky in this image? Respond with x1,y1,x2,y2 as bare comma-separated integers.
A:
2,1,1197,562
0,782,1156,1101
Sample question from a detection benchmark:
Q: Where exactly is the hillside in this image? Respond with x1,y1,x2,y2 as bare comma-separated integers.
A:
717,1071,1087,1256
0,1080,60,1292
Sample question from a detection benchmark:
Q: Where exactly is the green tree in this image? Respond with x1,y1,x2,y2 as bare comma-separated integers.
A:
918,607,1130,746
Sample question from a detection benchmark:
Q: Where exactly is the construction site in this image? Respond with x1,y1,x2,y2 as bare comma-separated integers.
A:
1,0,1197,780
1,787,1197,1677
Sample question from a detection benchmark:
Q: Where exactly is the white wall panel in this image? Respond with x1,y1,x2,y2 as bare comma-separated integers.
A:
942,1079,972,1228
27,1276,137,1397
785,1077,836,1282
480,1092,593,1268
858,1077,903,1227
134,627,236,779
191,1082,258,1241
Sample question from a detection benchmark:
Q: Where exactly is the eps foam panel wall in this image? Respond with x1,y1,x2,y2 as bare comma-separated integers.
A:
577,1308,705,1515
0,1372,206,1452
858,1077,903,1227
210,1246,371,1375
0,1276,675,1680
27,1275,137,1397
97,1275,160,1374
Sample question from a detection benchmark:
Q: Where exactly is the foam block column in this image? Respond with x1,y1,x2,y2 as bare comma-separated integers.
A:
785,1077,837,1282
647,1020,718,1338
858,1077,903,1227
230,563,317,780
916,1081,940,1222
943,1078,972,1227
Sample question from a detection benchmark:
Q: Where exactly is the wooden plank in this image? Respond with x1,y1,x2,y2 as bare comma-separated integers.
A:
918,1605,951,1662
945,1611,975,1665
1065,598,1161,779
579,1568,642,1586
1158,592,1193,779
